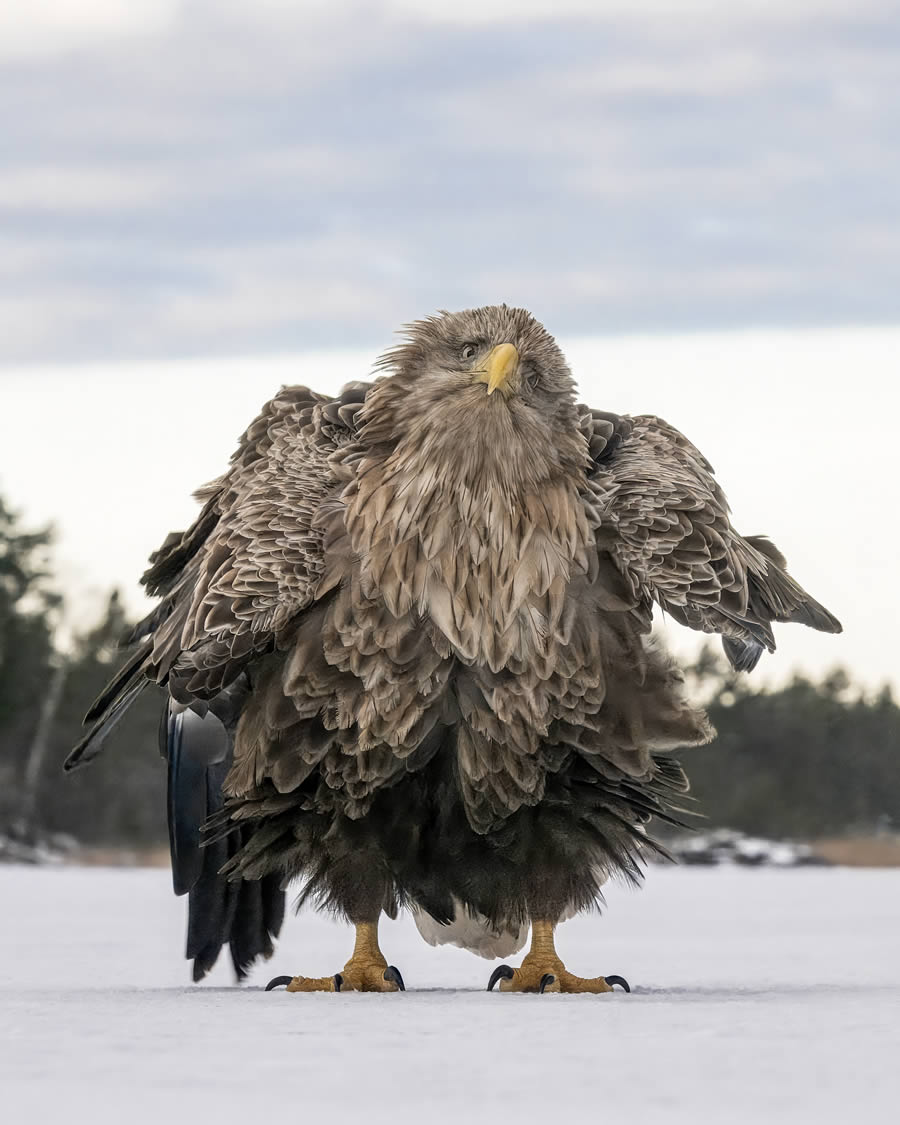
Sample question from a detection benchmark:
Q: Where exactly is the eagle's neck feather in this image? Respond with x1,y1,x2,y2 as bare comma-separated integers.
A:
343,449,595,671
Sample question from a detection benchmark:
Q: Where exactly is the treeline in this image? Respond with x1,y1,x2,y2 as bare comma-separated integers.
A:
681,651,899,838
0,496,165,846
0,489,897,848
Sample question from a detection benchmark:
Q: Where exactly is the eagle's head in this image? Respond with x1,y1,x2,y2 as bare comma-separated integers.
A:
361,305,588,496
344,306,597,637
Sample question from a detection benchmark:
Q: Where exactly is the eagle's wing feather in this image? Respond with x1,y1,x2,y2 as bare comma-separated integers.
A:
66,381,370,770
579,410,841,669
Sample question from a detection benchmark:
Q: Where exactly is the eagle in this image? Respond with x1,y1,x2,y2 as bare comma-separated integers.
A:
67,305,841,994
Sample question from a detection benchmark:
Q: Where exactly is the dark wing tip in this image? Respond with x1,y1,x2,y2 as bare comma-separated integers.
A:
722,636,765,673
744,537,842,636
794,601,843,635
63,738,89,773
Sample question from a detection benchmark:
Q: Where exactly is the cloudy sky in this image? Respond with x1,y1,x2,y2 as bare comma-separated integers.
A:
2,0,900,363
1,2,896,690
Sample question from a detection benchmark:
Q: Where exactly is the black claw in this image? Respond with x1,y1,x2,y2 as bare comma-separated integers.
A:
539,974,556,993
487,964,515,991
383,966,406,991
265,975,293,991
604,975,631,993
333,974,343,992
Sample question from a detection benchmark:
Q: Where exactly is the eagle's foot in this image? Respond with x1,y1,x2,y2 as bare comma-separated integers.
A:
487,958,617,994
266,921,405,994
279,961,402,993
486,921,630,995
335,957,404,993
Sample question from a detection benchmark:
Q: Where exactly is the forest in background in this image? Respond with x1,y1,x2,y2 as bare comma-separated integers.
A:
1,489,897,851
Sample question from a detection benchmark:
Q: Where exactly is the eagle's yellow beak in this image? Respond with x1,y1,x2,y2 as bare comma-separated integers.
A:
473,343,519,396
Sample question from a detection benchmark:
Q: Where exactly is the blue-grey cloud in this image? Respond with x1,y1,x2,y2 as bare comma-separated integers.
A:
2,0,899,363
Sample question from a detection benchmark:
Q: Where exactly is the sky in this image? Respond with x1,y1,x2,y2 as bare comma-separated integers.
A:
2,0,900,362
1,1,896,690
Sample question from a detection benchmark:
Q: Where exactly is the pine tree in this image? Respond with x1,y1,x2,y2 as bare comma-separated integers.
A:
36,591,167,847
0,495,60,824
683,653,900,838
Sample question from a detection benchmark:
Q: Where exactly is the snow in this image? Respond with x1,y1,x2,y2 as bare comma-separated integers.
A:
2,865,898,1124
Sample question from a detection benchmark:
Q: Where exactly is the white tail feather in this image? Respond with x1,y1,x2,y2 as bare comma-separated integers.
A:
412,900,528,960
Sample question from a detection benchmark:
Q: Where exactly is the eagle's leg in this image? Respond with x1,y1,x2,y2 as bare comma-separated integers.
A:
275,919,404,994
487,921,628,995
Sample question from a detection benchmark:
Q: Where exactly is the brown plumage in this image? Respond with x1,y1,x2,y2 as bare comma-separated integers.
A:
68,305,841,981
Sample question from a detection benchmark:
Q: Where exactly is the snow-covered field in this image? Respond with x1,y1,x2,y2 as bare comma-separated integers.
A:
2,865,898,1124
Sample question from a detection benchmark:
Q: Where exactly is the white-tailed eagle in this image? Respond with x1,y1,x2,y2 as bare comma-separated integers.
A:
68,306,841,993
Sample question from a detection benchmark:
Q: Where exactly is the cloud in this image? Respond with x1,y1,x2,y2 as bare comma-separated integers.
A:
391,0,896,29
2,1,899,363
0,0,180,61
0,165,172,210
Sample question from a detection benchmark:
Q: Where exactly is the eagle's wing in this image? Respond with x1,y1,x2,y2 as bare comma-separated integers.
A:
65,381,371,770
578,408,842,671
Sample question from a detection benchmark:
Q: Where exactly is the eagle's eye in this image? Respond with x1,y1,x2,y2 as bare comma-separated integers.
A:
460,343,477,361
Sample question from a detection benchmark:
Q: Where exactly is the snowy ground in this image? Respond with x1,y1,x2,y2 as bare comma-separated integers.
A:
2,865,898,1124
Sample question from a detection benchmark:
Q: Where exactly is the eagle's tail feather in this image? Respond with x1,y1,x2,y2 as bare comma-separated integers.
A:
185,836,285,982
413,901,529,960
166,706,285,981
